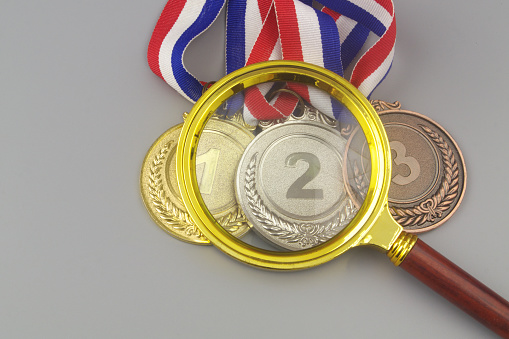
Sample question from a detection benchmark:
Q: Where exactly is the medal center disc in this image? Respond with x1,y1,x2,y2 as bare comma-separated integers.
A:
168,129,245,214
258,133,345,221
385,123,440,204
194,129,247,215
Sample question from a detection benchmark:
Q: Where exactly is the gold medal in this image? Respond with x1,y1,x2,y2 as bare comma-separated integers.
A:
140,113,254,244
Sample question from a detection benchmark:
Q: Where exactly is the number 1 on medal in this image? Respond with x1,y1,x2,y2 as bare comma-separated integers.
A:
196,148,220,195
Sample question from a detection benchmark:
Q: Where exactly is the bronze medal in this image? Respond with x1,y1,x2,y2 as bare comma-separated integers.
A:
343,100,466,233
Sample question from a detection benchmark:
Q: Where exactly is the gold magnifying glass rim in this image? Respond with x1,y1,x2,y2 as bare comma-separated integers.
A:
177,60,393,270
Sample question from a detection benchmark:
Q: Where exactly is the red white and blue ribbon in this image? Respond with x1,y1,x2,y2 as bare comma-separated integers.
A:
319,0,396,95
225,0,370,76
148,0,396,123
148,0,226,102
242,0,348,124
321,7,370,72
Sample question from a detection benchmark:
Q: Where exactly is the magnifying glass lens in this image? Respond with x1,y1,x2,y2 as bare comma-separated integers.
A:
195,80,371,251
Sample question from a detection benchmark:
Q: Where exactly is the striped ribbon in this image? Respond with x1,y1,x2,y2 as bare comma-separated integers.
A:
319,0,396,95
226,0,370,78
148,0,396,123
240,0,343,124
147,0,226,102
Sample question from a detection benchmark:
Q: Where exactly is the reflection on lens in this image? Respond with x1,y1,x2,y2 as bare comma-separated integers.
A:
196,82,371,251
343,126,372,209
192,111,254,237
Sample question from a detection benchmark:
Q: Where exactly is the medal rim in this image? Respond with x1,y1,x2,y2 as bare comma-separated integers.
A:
176,60,400,270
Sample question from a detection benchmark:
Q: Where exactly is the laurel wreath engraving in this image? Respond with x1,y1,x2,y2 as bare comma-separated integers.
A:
370,99,402,112
388,125,459,226
147,142,204,240
353,160,369,199
147,142,246,241
244,153,356,249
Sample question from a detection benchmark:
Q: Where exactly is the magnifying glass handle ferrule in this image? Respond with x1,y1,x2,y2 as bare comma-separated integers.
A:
387,231,418,266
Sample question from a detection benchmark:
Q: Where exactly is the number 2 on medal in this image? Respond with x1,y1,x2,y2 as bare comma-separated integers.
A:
285,152,324,200
196,148,220,195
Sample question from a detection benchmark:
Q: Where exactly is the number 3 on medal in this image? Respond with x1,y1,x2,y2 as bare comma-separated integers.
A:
196,148,220,195
390,141,420,186
285,152,324,200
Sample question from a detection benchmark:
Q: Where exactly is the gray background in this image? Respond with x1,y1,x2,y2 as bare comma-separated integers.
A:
1,1,508,338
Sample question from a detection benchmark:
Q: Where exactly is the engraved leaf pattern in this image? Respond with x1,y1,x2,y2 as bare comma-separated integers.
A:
370,99,402,112
388,124,460,227
353,160,368,198
245,153,356,249
147,142,206,241
147,142,247,240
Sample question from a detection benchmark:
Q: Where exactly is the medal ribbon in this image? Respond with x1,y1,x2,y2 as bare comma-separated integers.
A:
147,0,226,102
237,0,343,123
148,0,395,122
319,0,396,96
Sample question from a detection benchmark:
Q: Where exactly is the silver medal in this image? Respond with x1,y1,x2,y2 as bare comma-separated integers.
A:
236,106,357,251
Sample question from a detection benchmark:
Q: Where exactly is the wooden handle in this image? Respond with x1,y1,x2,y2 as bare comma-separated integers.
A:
400,239,509,338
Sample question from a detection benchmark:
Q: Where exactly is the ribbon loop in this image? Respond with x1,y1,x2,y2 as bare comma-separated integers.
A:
148,0,226,103
148,0,396,121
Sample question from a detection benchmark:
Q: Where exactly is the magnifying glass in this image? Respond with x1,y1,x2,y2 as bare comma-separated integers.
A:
176,61,509,336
